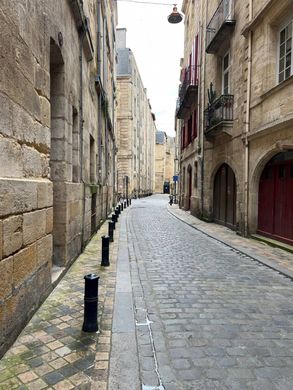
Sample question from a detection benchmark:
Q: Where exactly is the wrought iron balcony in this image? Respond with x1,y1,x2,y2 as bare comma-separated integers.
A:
176,65,199,119
204,94,234,136
206,0,236,54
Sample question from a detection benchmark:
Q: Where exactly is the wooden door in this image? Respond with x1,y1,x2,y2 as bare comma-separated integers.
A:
213,164,236,228
258,165,274,235
187,167,192,210
258,152,293,245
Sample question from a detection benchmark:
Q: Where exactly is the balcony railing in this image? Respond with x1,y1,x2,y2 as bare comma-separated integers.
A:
206,0,236,54
204,94,234,135
176,65,199,119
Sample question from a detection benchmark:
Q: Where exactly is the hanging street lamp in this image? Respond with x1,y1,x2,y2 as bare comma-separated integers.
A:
167,4,183,24
117,1,183,24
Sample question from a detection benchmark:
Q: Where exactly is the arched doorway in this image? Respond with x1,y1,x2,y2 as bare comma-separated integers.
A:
187,165,192,210
257,151,293,245
213,163,236,229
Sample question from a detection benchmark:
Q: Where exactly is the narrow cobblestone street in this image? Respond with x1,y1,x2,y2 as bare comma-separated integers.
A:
1,194,293,389
2,1,293,389
122,195,293,390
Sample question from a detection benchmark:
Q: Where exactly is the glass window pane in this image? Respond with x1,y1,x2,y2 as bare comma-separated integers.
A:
280,43,285,57
286,38,292,53
280,28,286,44
280,43,286,57
224,72,229,94
223,53,229,70
279,71,284,83
285,23,292,40
285,67,291,79
286,53,291,68
279,57,285,71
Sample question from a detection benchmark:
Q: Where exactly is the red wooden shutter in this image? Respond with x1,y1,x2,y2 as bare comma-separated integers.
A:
192,109,197,139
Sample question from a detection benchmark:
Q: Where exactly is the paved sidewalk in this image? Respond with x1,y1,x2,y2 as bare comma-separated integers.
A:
168,204,293,279
0,214,120,390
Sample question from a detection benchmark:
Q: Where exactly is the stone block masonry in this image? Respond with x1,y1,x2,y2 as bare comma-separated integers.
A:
0,179,53,356
0,0,118,359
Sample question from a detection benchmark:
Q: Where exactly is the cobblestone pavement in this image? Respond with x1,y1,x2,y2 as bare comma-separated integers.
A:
168,203,293,279
127,195,293,390
1,194,293,390
0,217,119,390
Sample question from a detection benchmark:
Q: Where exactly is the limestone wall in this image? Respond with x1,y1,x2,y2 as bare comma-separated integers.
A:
0,0,117,356
117,46,156,198
178,0,293,237
155,143,166,193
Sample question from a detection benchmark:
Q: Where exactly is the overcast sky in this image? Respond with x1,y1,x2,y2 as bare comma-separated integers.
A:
117,0,184,136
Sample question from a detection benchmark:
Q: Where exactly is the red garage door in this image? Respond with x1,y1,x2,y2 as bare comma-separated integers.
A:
258,151,293,245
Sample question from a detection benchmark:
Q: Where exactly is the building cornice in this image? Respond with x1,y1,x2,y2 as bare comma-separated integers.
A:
247,113,293,141
241,0,292,37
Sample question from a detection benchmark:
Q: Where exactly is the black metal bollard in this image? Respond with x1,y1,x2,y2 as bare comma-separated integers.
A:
82,273,99,332
127,198,129,206
121,202,124,211
115,208,119,219
124,200,127,208
108,221,114,242
112,213,117,224
129,198,132,205
111,218,116,230
118,205,121,214
101,235,110,266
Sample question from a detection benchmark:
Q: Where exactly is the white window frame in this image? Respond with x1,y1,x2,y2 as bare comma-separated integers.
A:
222,51,231,95
278,19,293,84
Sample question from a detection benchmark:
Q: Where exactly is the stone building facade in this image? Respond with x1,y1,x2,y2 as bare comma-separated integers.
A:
176,0,293,246
0,0,117,356
155,131,175,194
116,29,156,199
176,0,201,212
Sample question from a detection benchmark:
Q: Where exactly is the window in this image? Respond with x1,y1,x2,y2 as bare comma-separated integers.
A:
72,106,79,183
279,21,292,83
187,116,193,144
222,51,230,94
192,109,197,139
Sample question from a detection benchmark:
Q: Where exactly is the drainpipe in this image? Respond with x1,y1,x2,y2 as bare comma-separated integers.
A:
97,0,102,182
97,0,103,219
104,101,108,218
244,0,253,236
200,0,208,219
103,19,109,218
113,133,116,207
79,25,87,250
